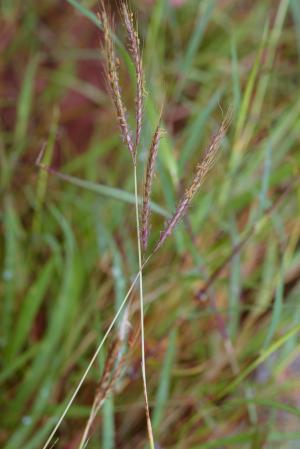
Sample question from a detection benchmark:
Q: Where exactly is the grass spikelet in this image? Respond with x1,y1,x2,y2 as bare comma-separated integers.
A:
154,111,231,252
78,306,131,449
141,120,162,252
100,6,134,158
121,3,144,153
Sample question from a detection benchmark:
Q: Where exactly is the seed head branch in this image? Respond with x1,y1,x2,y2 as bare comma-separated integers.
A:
141,121,162,252
122,4,144,156
100,7,134,159
154,112,231,252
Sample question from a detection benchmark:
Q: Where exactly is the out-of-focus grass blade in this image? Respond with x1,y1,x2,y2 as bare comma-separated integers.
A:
37,163,169,218
228,217,241,340
0,127,9,188
4,360,63,449
291,0,300,58
240,0,290,156
175,0,217,99
6,207,83,430
258,143,272,214
233,20,269,160
2,196,23,355
144,0,166,78
63,135,119,174
231,108,299,221
218,20,269,206
229,396,300,418
263,258,284,348
111,241,126,321
10,55,39,181
1,0,16,21
14,55,39,150
102,396,114,449
0,345,38,385
272,225,300,372
242,141,272,248
178,86,224,175
8,260,54,359
268,431,300,443
96,217,127,328
93,308,115,449
225,0,290,199
52,70,106,104
153,328,177,431
20,413,61,449
269,97,300,159
32,107,59,233
45,206,84,342
252,239,277,319
190,430,257,448
221,321,300,397
96,216,124,295
230,34,241,112
66,0,101,29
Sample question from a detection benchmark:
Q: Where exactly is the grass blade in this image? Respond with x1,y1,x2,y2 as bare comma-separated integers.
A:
36,161,169,217
7,260,54,359
153,328,177,431
32,107,59,233
12,56,39,163
220,322,300,397
2,197,23,356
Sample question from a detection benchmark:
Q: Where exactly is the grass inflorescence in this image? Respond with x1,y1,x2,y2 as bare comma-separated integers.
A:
1,1,300,449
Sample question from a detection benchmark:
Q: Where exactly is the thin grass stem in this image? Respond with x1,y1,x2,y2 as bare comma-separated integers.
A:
133,164,155,449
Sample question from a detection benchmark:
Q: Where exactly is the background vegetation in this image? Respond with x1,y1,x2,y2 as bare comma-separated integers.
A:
1,0,300,448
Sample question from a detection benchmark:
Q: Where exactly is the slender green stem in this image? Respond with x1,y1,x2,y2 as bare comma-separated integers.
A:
133,163,155,449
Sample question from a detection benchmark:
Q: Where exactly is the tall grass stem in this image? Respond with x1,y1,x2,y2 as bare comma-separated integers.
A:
133,164,155,449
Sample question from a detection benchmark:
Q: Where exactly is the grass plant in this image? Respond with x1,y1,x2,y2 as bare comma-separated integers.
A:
1,1,300,449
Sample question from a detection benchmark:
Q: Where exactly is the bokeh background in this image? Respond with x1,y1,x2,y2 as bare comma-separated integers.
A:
1,0,300,448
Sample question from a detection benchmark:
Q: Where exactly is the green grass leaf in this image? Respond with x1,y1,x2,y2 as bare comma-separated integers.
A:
153,328,177,431
7,260,54,359
38,164,169,217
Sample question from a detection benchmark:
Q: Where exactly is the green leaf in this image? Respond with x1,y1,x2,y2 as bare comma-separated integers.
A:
153,328,177,430
38,165,169,218
8,260,54,359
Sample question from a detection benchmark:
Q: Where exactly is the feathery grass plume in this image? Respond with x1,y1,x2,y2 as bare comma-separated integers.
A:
100,5,134,158
141,120,162,252
78,307,131,449
121,3,143,154
154,111,231,252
